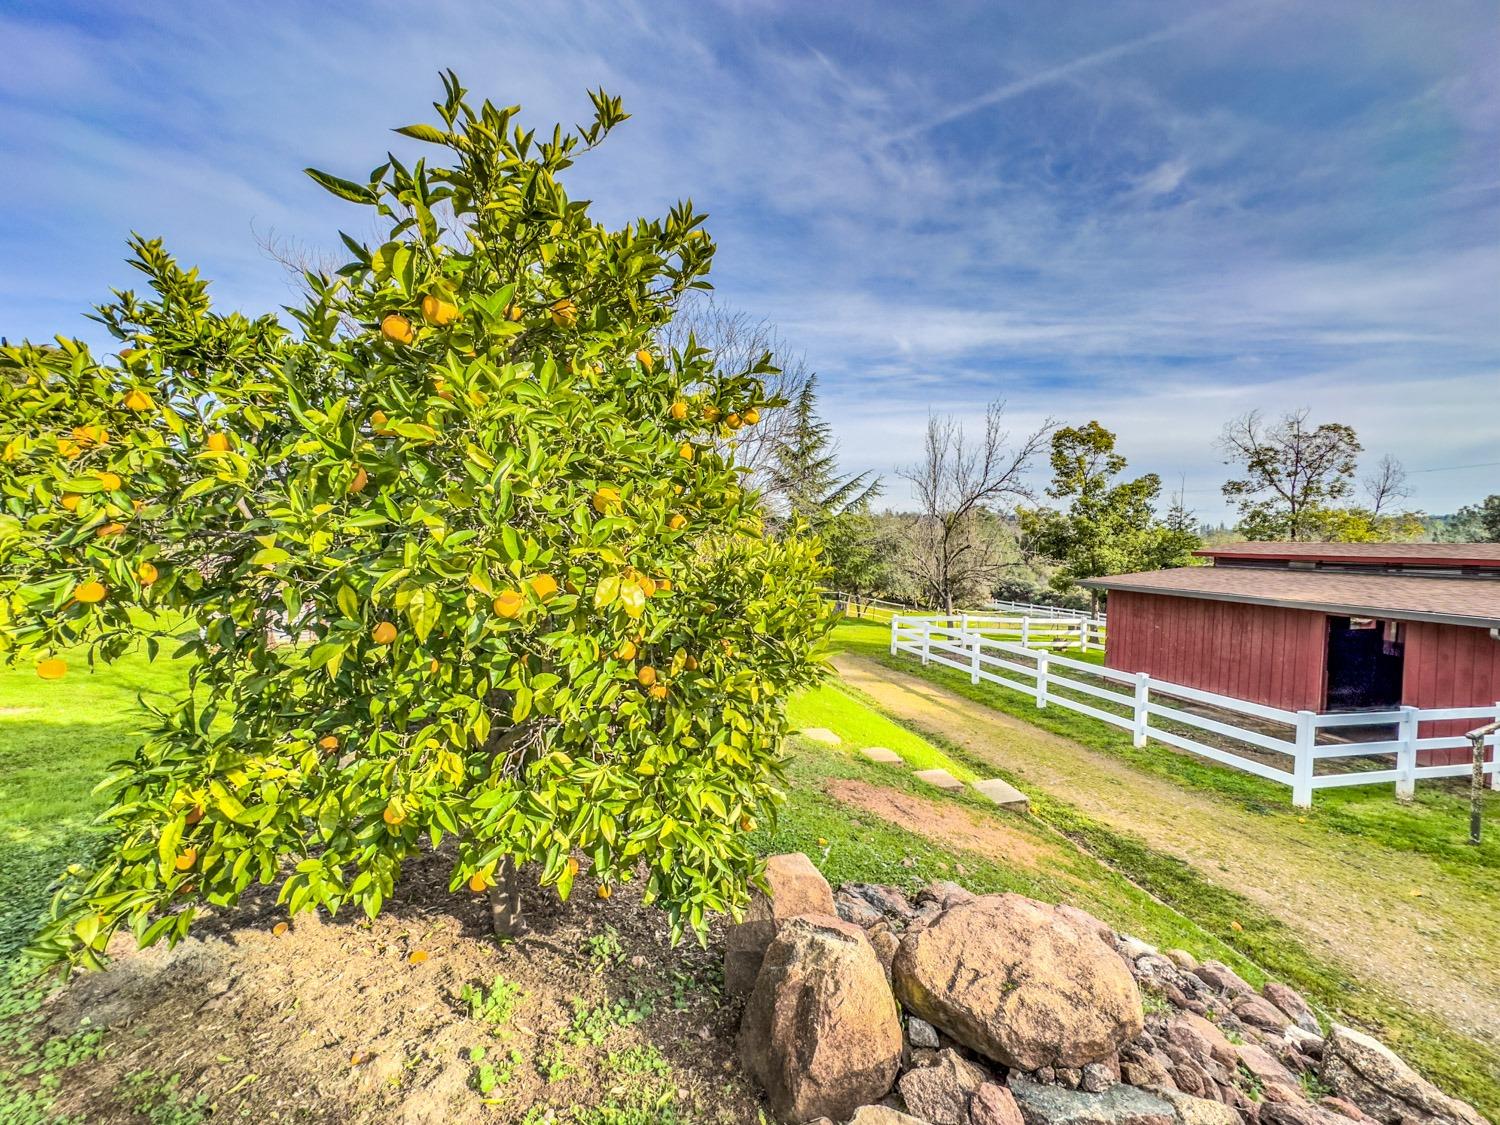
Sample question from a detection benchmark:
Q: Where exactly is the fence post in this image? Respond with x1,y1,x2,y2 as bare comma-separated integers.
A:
1036,651,1050,708
920,620,931,666
1021,616,1031,647
1395,705,1418,804
1078,618,1089,653
890,615,900,656
970,630,981,684
1293,711,1316,809
1132,672,1149,747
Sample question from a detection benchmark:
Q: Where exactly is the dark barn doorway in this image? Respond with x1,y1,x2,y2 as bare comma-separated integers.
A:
1325,617,1404,712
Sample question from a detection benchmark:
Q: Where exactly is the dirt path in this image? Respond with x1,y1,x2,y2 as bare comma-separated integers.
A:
832,652,1500,1048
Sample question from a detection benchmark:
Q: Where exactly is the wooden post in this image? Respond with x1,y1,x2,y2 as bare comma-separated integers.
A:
970,630,982,684
1021,616,1031,647
1132,672,1149,747
1395,705,1418,804
1466,718,1500,845
1078,618,1089,654
890,615,900,655
1293,711,1316,809
1036,651,1050,709
920,619,931,666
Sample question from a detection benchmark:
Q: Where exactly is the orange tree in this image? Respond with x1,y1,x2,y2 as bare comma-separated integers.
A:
0,74,830,969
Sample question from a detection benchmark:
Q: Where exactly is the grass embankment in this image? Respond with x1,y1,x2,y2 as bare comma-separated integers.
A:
827,617,1500,1119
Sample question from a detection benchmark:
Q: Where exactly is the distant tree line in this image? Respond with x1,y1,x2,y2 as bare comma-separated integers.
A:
675,302,1496,613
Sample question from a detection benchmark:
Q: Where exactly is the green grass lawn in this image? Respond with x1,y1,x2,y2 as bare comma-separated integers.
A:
0,647,191,963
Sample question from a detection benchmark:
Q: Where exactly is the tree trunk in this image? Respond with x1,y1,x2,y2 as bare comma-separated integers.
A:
488,857,525,937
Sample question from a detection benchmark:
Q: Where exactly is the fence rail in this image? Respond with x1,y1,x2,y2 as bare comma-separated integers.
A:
890,615,1500,807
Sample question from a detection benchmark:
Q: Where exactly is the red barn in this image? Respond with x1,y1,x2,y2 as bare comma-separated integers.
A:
1082,543,1500,765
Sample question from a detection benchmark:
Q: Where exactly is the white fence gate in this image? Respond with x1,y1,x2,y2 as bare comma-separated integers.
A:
890,615,1500,807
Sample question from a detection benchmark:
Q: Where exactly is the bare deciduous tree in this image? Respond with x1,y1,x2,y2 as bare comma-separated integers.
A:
899,403,1052,614
1362,453,1411,516
657,296,813,499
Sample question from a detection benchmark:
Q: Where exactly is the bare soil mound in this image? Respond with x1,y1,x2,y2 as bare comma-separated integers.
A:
35,848,762,1123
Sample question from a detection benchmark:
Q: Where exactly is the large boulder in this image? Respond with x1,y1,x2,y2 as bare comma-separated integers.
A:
724,852,836,996
848,1108,930,1125
738,914,902,1123
892,894,1143,1071
1154,1088,1245,1125
1006,1075,1176,1125
897,1047,988,1124
1319,1024,1486,1125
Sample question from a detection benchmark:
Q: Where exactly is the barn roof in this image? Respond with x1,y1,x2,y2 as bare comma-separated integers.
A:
1080,566,1500,629
1196,542,1500,567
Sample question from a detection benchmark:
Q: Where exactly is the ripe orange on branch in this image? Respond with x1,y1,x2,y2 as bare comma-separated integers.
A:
72,581,107,604
492,590,525,618
122,388,154,412
380,313,415,344
420,294,460,325
372,621,399,645
36,658,67,680
549,298,578,327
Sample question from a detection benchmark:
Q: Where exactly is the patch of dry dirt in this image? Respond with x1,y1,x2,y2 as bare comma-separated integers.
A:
35,848,763,1123
833,652,1500,1048
824,777,1051,869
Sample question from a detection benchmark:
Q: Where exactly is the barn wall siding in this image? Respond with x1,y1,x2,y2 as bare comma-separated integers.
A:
1103,591,1327,711
1402,622,1500,766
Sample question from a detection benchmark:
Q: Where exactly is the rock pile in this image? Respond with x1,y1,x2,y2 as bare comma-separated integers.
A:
728,855,1485,1125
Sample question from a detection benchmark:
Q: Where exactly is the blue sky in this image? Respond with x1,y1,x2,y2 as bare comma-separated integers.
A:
2,1,1497,520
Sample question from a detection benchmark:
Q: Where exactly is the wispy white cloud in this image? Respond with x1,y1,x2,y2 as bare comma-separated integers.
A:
0,0,1495,520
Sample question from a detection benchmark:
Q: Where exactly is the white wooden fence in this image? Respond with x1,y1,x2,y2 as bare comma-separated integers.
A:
890,615,1500,807
988,598,1097,621
829,593,1108,648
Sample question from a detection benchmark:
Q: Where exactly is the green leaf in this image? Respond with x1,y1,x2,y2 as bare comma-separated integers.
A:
407,587,440,643
304,167,377,204
394,123,450,145
594,576,621,609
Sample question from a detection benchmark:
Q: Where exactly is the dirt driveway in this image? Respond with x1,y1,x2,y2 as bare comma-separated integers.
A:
832,652,1500,1048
